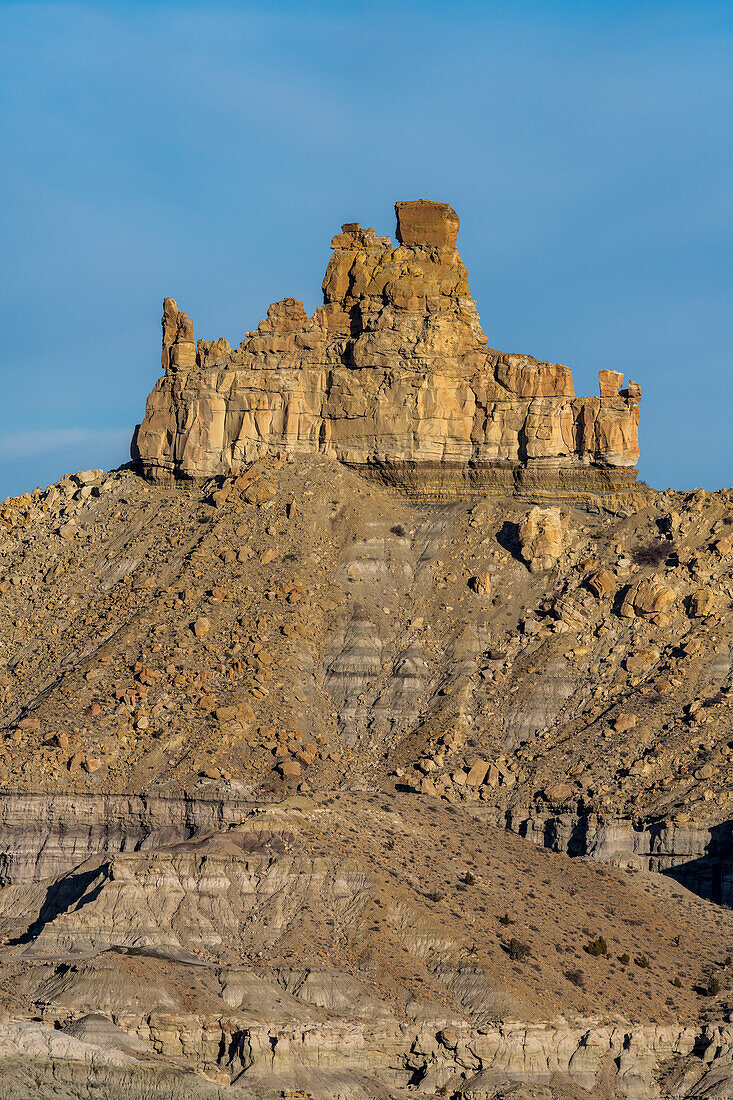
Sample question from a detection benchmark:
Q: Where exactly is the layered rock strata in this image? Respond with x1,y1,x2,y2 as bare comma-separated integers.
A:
2,793,731,909
3,1016,731,1099
1,795,733,1097
500,807,733,906
133,200,641,500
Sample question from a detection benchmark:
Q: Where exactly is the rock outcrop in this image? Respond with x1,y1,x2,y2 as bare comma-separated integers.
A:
133,200,641,501
518,506,565,572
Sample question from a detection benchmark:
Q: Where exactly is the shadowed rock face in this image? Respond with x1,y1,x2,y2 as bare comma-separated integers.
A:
133,200,641,499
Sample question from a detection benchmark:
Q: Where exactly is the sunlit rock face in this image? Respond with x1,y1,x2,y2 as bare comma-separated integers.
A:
133,199,640,500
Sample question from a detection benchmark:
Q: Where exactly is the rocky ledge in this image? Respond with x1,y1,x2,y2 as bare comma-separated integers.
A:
132,200,641,502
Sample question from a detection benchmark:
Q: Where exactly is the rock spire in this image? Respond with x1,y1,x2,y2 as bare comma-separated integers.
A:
133,200,641,500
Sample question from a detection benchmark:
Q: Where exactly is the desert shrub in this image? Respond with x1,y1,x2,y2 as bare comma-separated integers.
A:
565,968,585,988
619,953,631,965
672,977,683,988
506,937,531,961
463,871,475,885
498,913,513,926
707,976,722,996
584,935,608,957
631,540,676,566
426,890,443,903
635,954,650,969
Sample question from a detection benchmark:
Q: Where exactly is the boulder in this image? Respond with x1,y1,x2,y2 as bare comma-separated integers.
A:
554,595,587,630
244,481,276,506
625,648,660,676
519,508,564,573
74,470,102,486
543,782,573,803
620,576,676,618
689,588,714,616
466,759,491,786
587,568,615,599
193,617,210,638
470,572,491,596
394,199,459,248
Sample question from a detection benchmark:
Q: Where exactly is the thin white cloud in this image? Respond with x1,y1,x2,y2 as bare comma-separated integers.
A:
0,428,130,460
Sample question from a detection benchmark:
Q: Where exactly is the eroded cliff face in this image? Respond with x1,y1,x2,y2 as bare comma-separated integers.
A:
1,794,733,1098
133,200,640,499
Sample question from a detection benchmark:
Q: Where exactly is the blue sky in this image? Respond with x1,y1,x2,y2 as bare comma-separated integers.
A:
1,0,731,498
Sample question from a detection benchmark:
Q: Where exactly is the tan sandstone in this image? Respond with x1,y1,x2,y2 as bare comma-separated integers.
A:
519,507,564,573
132,201,641,502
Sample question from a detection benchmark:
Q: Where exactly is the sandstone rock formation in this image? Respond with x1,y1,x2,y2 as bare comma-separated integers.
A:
518,506,565,572
133,200,641,500
12,203,733,1097
620,575,677,619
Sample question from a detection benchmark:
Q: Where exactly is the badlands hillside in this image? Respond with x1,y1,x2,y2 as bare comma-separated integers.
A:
1,201,732,1099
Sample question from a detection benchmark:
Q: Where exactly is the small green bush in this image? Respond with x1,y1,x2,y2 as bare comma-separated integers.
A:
672,977,682,988
619,952,631,965
584,935,608,957
707,976,722,996
635,954,650,969
498,913,513,926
